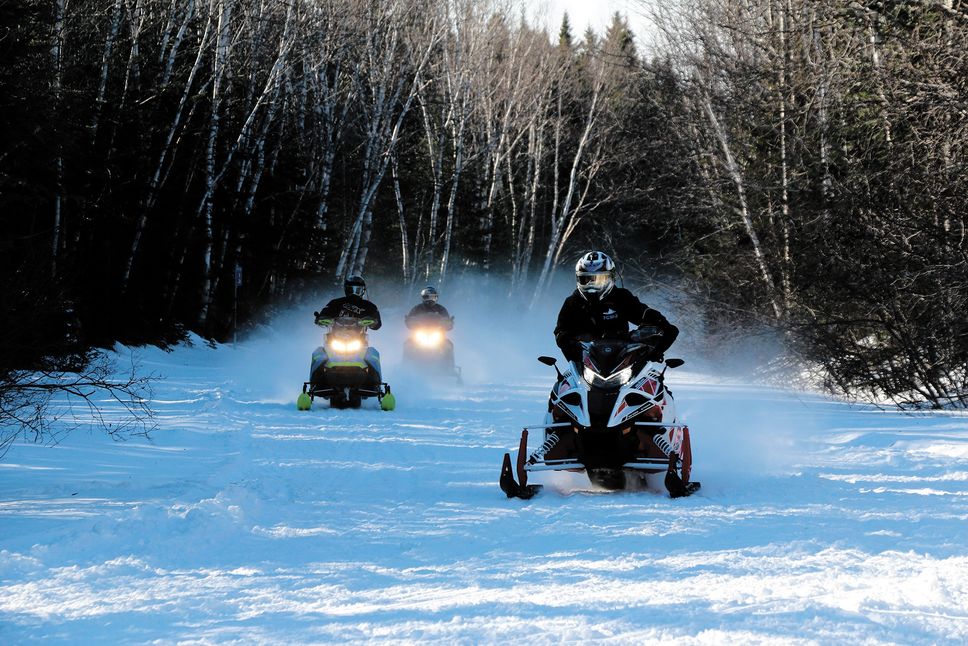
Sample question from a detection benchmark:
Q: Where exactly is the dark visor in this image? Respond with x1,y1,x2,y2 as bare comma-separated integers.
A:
577,273,609,287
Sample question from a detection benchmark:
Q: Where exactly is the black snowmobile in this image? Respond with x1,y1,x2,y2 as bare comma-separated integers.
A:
500,328,699,499
402,313,461,382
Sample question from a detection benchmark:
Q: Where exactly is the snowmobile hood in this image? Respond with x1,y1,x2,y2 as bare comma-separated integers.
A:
583,340,636,380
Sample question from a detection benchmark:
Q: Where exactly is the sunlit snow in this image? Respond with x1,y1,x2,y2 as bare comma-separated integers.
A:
1,296,966,643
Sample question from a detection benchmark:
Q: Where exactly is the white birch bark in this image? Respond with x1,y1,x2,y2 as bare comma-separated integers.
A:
416,86,447,274
161,0,197,86
122,11,213,293
197,0,233,326
531,75,604,307
390,153,411,281
92,0,124,139
776,0,791,313
200,1,294,324
335,4,440,280
702,93,783,320
438,107,467,286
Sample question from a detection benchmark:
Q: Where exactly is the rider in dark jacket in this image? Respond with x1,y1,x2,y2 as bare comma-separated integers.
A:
314,275,383,384
315,275,382,330
405,285,453,329
554,251,677,363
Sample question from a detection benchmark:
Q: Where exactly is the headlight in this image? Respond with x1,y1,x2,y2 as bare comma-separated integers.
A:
329,338,363,353
583,366,634,388
414,328,443,348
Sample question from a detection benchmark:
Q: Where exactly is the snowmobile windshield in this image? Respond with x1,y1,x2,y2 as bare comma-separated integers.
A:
581,340,644,390
328,318,368,354
332,316,367,329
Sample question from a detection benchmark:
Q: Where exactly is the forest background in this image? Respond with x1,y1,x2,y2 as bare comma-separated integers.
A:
1,0,966,419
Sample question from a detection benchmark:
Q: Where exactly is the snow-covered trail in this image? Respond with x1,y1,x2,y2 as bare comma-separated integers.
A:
1,333,967,644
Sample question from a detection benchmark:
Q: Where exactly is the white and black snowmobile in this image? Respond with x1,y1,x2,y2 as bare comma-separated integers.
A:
500,328,699,499
402,313,462,382
297,316,395,411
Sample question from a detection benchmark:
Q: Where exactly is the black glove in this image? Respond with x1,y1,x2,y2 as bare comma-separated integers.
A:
630,326,662,344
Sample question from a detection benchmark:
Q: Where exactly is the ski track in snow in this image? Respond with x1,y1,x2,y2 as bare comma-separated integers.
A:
1,336,967,644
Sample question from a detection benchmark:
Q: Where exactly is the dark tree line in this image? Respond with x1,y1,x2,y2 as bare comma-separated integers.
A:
2,0,966,413
643,0,968,407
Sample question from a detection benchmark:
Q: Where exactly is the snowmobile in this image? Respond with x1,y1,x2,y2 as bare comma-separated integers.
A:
402,313,462,382
296,316,395,411
500,327,699,499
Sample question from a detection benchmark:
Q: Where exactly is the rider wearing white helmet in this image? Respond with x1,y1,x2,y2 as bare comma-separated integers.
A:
554,251,678,363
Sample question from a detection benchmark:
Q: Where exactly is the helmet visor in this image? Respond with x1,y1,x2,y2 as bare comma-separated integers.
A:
347,284,365,297
577,272,612,292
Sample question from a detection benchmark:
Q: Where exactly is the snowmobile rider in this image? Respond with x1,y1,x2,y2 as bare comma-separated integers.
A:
554,251,678,364
405,285,453,330
404,285,455,367
315,275,382,330
314,275,383,382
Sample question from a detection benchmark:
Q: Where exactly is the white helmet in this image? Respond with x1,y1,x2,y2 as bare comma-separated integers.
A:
420,285,439,304
575,251,616,301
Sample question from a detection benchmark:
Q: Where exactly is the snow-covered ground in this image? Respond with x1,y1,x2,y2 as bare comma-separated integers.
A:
2,304,967,644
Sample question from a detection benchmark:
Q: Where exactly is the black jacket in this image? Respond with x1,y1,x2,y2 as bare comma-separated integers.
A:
317,295,382,330
405,302,453,329
554,287,677,362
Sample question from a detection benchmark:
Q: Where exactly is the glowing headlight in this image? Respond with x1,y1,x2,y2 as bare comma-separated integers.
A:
329,338,362,353
414,328,443,348
583,366,634,388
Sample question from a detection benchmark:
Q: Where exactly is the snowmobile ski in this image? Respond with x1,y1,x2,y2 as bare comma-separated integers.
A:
500,430,542,499
664,452,701,498
500,453,542,499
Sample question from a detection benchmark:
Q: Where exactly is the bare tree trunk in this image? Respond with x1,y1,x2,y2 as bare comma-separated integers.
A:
866,14,894,146
417,87,447,274
810,9,833,213
439,111,467,286
390,153,411,281
777,0,792,313
51,0,66,276
198,0,234,327
702,93,782,320
122,12,213,293
160,0,197,87
532,78,603,307
521,118,543,287
92,0,124,139
335,9,440,280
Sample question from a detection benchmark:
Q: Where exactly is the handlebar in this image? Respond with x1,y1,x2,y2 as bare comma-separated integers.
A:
315,315,376,329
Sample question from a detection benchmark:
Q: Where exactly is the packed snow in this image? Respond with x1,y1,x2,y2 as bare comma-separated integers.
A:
2,288,967,644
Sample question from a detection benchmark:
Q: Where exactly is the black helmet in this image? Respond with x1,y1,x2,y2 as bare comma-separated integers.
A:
420,285,438,304
344,275,366,298
575,251,616,301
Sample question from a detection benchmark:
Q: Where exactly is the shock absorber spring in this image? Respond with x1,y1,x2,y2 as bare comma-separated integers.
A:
652,431,675,457
528,432,560,464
